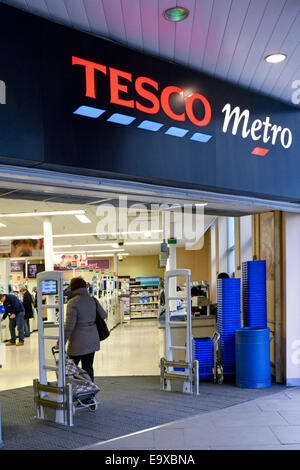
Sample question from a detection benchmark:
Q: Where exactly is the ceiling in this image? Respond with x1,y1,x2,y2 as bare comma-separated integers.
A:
1,0,300,107
0,195,217,257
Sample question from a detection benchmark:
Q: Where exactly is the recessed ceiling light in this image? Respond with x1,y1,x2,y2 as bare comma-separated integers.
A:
163,6,189,22
265,53,286,64
0,222,7,228
75,214,92,224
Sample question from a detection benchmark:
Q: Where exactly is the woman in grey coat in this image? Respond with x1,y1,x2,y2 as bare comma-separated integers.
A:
64,277,107,382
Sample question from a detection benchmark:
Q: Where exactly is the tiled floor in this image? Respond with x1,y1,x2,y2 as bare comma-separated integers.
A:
84,387,300,450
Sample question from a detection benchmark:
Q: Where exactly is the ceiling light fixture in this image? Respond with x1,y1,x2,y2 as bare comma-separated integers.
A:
0,230,164,241
163,6,189,22
52,230,163,238
54,249,125,254
264,53,286,64
75,214,92,224
57,253,125,258
73,243,115,248
0,210,86,218
53,245,73,248
125,241,163,246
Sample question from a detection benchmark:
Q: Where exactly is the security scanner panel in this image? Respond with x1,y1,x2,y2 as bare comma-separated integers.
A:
41,280,58,295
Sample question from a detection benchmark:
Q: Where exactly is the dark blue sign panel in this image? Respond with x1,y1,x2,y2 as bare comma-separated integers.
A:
0,4,299,202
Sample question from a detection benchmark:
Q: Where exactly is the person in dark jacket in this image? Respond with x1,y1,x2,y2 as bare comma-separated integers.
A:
0,293,25,346
32,287,38,308
63,277,107,382
21,287,34,337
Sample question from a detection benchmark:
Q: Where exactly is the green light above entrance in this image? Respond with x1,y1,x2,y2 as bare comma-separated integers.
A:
163,6,189,22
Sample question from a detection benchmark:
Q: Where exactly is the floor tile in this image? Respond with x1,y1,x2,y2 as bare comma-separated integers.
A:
206,425,279,446
154,428,185,449
278,411,300,425
257,399,300,412
271,426,300,444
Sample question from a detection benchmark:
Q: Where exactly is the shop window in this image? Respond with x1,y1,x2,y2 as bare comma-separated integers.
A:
227,217,235,277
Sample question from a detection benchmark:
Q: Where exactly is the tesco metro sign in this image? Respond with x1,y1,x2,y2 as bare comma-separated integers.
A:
72,56,293,154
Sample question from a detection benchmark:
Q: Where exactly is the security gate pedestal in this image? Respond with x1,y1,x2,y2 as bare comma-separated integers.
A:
33,270,73,426
160,269,199,395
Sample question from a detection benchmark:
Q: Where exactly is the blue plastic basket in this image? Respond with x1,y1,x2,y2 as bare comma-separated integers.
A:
193,337,214,380
242,261,267,329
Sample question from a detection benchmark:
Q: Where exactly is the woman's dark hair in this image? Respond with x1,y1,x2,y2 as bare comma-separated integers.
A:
70,277,87,291
217,272,230,279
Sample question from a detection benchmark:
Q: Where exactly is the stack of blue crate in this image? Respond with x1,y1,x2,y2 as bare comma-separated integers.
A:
217,278,241,378
193,337,214,380
242,260,267,328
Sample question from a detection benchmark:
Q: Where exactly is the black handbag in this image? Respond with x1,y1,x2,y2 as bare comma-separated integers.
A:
93,298,110,341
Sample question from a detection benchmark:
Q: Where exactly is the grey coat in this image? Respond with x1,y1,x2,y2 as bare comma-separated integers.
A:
64,287,107,356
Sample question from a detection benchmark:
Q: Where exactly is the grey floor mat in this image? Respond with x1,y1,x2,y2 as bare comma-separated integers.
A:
0,376,285,450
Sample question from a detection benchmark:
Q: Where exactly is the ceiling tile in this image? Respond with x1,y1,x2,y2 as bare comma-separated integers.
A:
238,0,287,87
158,0,176,59
81,0,109,36
261,8,300,96
102,0,126,43
201,0,232,75
44,0,70,24
248,0,300,93
173,0,195,66
214,0,251,79
226,0,269,84
121,0,143,51
187,0,214,69
140,0,159,55
25,0,50,17
63,0,91,32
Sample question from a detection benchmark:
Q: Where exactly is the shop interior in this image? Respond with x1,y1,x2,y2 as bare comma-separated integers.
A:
0,182,285,393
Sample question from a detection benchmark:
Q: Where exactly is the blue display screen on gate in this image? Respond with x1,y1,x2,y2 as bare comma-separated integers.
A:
41,280,58,295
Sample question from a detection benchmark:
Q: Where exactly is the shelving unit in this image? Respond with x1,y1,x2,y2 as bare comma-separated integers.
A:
129,278,161,319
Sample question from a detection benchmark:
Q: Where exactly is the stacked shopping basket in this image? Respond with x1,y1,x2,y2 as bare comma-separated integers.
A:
242,260,267,328
217,278,241,378
193,337,214,380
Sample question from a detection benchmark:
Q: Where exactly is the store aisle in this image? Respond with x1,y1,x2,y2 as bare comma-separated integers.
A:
95,319,162,377
0,319,162,391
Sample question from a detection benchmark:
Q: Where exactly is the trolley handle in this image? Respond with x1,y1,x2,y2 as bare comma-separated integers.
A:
212,331,220,344
51,345,59,357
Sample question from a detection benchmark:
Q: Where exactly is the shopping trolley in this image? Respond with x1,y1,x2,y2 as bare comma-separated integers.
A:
52,347,100,412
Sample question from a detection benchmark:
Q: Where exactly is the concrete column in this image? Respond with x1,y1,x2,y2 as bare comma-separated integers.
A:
167,221,177,309
113,254,118,274
0,259,10,294
284,213,300,385
43,216,54,271
43,217,56,322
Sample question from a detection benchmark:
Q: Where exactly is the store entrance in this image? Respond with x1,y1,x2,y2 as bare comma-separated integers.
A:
0,171,288,392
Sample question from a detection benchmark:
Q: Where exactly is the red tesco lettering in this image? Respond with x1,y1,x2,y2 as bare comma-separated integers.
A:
72,56,212,127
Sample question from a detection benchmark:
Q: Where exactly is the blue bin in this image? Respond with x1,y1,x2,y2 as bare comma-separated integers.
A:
235,327,271,389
